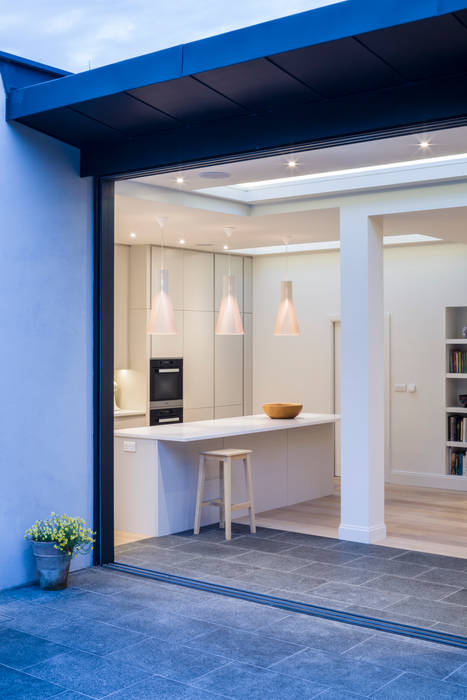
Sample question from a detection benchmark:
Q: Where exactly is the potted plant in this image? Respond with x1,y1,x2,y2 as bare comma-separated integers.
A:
25,513,95,590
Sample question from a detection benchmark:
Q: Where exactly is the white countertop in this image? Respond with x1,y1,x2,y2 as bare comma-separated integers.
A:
114,412,339,443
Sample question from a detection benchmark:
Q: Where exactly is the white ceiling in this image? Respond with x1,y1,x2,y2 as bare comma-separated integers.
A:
115,194,340,249
115,124,467,251
135,125,467,194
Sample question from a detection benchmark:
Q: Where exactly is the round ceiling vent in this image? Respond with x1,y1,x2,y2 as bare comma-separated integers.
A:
198,171,230,180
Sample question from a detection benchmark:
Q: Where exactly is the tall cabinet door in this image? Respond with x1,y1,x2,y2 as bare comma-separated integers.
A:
183,311,214,410
214,253,244,413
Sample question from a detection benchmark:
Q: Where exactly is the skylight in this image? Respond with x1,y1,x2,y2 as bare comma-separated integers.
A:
233,234,442,256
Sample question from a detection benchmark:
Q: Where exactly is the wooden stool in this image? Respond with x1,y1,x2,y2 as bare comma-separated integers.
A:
194,448,256,541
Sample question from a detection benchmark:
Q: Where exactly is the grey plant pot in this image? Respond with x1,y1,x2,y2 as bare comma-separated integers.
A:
32,541,72,590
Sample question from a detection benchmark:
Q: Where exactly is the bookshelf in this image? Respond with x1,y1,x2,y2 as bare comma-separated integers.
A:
445,306,467,476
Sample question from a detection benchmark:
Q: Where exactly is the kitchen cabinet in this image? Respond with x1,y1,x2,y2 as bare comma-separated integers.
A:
215,333,243,407
243,313,253,415
114,245,129,369
183,250,213,311
183,310,214,409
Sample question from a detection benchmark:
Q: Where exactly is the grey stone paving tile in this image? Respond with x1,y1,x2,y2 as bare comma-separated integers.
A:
131,550,200,569
170,541,250,559
271,647,400,695
293,562,380,585
345,556,431,578
40,619,148,655
230,550,312,572
362,574,461,601
317,690,366,699
177,593,290,631
372,671,467,698
190,660,327,699
113,607,220,643
185,626,304,667
0,662,65,698
311,582,407,609
386,596,467,626
2,601,79,635
257,612,374,653
0,585,83,606
285,546,363,565
343,630,467,679
346,605,438,629
39,591,145,622
233,567,327,594
395,551,467,572
443,660,467,686
106,637,227,682
136,535,192,548
442,589,467,606
68,568,153,595
265,589,354,610
273,533,340,548
106,675,222,698
416,567,467,587
221,536,300,554
0,628,66,670
26,649,151,699
172,555,266,582
327,542,406,559
174,529,245,543
229,524,286,538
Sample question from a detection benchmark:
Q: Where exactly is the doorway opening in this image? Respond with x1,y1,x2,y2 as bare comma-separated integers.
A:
104,127,467,642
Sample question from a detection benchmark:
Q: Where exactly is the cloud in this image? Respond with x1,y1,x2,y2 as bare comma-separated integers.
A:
0,0,345,72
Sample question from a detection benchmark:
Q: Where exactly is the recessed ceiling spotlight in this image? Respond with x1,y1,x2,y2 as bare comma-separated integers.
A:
199,171,230,180
419,140,430,149
223,245,229,250
179,239,185,245
176,176,185,184
287,159,297,168
130,232,136,239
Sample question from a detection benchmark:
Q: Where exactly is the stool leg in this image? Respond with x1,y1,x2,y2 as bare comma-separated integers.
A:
244,454,256,533
194,456,206,535
223,457,232,541
219,460,224,529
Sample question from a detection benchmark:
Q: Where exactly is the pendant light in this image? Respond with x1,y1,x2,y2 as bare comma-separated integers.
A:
215,227,244,336
147,216,177,335
274,238,300,336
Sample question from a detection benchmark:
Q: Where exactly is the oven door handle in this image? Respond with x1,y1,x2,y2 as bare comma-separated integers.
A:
158,368,180,373
158,417,181,423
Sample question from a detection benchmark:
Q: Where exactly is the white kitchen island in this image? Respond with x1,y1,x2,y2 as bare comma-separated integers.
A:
114,413,339,538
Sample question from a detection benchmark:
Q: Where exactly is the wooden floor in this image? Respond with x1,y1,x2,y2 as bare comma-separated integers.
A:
250,480,467,559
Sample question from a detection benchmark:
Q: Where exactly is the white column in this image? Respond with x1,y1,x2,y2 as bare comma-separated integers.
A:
338,208,386,543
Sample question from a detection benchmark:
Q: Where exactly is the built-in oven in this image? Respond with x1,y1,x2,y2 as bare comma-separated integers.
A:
150,358,183,424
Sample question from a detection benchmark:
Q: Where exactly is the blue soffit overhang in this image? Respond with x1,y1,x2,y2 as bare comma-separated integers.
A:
3,0,467,178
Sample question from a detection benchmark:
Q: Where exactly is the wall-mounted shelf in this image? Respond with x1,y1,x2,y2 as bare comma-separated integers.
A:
445,307,467,476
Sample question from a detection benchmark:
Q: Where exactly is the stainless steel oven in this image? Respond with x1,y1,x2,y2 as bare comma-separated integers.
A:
150,358,183,424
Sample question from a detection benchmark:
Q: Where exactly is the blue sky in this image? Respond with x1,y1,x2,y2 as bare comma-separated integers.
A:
0,0,341,72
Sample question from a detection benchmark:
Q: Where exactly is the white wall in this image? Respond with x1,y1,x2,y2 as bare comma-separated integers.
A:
253,243,467,485
0,85,93,589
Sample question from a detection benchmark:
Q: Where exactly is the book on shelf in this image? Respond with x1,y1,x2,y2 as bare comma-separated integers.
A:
448,415,467,442
449,350,467,373
449,448,466,475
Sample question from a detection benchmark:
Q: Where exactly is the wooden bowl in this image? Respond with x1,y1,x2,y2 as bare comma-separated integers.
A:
262,403,303,419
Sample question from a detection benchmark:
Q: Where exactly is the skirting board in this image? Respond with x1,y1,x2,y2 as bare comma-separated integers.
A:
390,470,467,491
338,523,387,543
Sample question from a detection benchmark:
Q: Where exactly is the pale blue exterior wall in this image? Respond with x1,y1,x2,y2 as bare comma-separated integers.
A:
0,81,94,589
